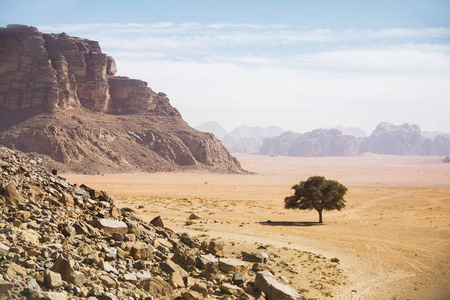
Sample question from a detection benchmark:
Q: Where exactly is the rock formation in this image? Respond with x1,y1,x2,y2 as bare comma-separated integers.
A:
359,122,450,156
0,145,301,299
222,126,285,154
195,122,228,140
259,123,450,157
260,129,360,157
196,123,285,154
0,25,245,174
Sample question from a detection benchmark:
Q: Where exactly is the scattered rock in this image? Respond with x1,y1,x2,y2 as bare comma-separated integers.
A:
91,218,128,235
219,258,249,273
44,270,63,288
189,213,203,220
233,272,247,285
243,252,269,263
255,271,301,300
0,146,300,300
0,280,13,295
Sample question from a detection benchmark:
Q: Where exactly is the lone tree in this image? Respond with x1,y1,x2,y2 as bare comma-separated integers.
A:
284,176,347,223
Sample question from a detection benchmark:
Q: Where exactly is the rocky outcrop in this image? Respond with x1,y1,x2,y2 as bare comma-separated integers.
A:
359,122,450,155
260,129,360,157
0,25,246,174
0,146,297,299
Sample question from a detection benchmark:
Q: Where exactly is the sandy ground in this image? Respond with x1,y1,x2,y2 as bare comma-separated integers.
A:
63,154,450,299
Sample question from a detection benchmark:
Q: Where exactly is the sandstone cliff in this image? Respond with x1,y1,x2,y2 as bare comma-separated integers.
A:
0,25,246,174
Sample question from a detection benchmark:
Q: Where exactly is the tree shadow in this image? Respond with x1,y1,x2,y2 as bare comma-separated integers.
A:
258,221,325,227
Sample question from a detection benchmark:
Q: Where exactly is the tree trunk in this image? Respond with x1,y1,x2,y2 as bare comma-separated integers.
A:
318,209,323,223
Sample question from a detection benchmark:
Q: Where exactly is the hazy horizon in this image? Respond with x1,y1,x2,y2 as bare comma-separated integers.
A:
2,0,449,134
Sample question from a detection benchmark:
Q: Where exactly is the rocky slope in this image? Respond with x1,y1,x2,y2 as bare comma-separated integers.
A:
0,146,301,299
259,129,360,157
0,25,245,174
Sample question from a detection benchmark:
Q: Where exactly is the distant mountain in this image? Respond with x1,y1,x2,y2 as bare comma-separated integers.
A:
260,129,360,157
360,122,450,155
222,126,284,153
422,131,450,140
228,126,284,139
259,122,450,157
196,123,285,153
334,126,367,138
195,121,228,139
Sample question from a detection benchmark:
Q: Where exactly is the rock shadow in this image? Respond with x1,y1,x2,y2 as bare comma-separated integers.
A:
258,221,325,227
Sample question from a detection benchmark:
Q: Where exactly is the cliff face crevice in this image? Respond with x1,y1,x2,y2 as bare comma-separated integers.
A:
0,25,246,174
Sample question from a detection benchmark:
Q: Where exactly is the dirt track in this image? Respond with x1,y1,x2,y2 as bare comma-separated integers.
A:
64,154,450,299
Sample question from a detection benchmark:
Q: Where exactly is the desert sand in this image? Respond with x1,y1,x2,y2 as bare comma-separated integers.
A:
64,154,450,299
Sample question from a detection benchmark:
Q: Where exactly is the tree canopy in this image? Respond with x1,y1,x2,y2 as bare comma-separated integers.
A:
284,176,347,223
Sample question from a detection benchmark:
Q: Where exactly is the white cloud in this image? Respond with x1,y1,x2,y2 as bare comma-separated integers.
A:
36,22,450,132
290,45,450,73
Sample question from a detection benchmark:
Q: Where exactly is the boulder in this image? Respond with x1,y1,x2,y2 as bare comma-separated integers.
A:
218,258,249,273
44,270,63,288
91,218,128,235
160,259,189,278
0,280,13,295
255,271,301,300
129,241,153,260
46,292,67,300
0,242,9,256
100,274,117,288
59,193,74,206
3,182,22,207
190,282,209,297
220,282,244,296
207,240,224,257
189,213,203,220
233,272,247,285
140,277,176,300
169,271,185,288
182,290,204,300
243,252,269,264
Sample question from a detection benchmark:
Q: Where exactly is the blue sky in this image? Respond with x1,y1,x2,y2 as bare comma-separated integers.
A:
1,0,450,133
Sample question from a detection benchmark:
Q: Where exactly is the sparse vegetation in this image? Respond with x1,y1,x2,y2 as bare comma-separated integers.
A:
284,176,347,223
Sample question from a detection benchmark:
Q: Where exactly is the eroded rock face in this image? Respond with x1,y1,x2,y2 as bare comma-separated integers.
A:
0,24,149,113
0,25,246,174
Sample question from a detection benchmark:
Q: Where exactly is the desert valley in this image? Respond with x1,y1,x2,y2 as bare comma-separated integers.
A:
1,21,450,300
64,154,450,299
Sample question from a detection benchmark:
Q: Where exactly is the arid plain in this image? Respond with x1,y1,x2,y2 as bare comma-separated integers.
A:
64,154,450,299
